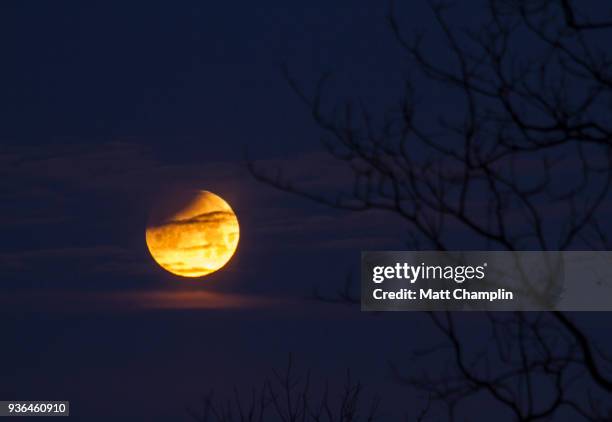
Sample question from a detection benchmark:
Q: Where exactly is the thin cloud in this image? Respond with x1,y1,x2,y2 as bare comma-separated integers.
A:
0,246,154,278
0,289,274,312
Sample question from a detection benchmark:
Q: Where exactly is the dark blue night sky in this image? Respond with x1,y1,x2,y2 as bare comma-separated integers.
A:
2,1,612,421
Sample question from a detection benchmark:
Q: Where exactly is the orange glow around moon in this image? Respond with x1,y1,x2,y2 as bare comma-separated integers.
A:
145,190,239,278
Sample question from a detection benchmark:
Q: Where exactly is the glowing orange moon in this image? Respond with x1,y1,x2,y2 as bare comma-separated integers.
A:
145,190,240,277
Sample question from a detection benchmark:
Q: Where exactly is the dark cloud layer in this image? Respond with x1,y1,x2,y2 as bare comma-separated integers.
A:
0,288,273,312
0,141,406,293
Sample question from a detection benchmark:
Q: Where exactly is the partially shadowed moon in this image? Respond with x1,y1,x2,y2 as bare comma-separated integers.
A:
145,190,240,278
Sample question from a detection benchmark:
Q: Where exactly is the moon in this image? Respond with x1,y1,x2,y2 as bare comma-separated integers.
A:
145,190,240,278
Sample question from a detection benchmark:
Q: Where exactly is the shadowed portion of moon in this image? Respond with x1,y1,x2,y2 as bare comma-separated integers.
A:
145,190,240,277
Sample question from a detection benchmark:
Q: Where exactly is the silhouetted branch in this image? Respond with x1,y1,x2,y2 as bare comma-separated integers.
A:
248,0,612,420
188,355,381,422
